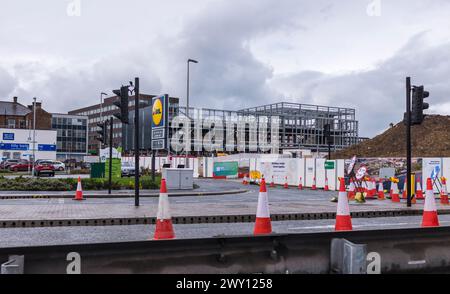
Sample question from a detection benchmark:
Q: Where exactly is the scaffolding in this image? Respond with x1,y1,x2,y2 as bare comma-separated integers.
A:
123,101,359,155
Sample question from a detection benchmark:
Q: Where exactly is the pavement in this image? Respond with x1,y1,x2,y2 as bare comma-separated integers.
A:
0,179,449,225
2,214,450,248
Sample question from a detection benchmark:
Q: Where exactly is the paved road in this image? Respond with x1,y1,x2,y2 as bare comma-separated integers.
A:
0,179,445,221
1,215,449,248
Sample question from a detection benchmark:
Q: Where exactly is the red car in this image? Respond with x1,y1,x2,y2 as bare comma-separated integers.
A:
9,161,32,172
33,161,55,177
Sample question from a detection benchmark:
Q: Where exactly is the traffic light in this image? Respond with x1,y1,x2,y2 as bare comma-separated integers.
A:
96,121,107,144
112,86,129,124
411,85,429,125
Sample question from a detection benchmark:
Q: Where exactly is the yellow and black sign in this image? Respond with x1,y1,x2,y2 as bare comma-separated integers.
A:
151,94,169,150
152,96,165,128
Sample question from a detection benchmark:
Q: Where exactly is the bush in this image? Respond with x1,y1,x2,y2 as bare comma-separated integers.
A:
69,169,90,175
0,176,161,191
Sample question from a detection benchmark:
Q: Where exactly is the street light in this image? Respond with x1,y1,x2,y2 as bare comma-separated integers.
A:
186,59,198,168
32,97,37,178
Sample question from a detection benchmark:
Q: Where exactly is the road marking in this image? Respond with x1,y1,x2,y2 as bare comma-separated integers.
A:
408,260,426,265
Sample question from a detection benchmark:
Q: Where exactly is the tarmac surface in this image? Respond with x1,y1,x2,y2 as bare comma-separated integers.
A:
0,179,448,222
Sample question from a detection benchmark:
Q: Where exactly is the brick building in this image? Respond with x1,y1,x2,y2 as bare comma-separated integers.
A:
0,97,52,130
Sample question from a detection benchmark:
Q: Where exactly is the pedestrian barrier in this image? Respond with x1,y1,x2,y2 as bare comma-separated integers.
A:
4,227,450,274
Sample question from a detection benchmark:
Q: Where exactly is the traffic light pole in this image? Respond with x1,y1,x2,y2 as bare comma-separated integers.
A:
406,77,412,208
108,118,113,195
134,77,140,207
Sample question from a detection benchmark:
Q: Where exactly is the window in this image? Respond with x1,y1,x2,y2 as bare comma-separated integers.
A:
7,119,15,128
19,120,26,129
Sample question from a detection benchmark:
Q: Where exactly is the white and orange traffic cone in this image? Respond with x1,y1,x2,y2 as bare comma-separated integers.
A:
324,178,329,191
377,179,385,200
391,180,400,203
270,176,275,188
366,178,376,199
154,178,175,240
254,178,272,235
440,177,449,205
347,179,356,200
284,176,289,189
416,180,424,200
311,177,317,191
298,176,303,190
73,176,84,201
402,180,408,200
422,178,440,227
335,178,352,231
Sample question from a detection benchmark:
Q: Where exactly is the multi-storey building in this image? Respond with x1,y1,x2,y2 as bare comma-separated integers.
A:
51,114,88,162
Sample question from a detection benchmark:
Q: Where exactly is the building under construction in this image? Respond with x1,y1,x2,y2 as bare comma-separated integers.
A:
123,100,359,156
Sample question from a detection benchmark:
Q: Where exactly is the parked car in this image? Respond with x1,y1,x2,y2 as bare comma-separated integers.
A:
33,161,55,177
9,160,33,172
51,161,66,171
1,159,20,170
121,162,136,177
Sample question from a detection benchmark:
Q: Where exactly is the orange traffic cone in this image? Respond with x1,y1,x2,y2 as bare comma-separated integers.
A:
73,176,84,201
391,180,400,203
154,179,175,240
324,178,329,191
416,180,424,200
347,179,356,200
243,174,249,185
377,180,385,200
270,176,275,188
440,177,449,205
335,178,352,231
284,176,289,189
366,179,376,199
298,176,303,190
402,180,408,199
422,178,440,227
312,177,317,191
254,178,272,235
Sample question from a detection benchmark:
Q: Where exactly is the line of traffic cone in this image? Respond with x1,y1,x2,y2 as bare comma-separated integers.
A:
254,178,272,235
335,178,352,231
422,178,440,227
73,176,84,201
154,178,175,240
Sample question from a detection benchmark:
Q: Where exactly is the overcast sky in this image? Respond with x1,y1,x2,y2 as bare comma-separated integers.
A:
1,0,450,136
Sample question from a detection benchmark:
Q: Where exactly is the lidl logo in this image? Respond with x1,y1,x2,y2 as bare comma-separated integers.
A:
152,98,163,127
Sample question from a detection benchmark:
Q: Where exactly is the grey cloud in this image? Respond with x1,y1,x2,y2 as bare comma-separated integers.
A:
271,34,450,137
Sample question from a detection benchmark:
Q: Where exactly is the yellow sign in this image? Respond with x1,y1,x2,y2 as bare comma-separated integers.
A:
152,98,163,126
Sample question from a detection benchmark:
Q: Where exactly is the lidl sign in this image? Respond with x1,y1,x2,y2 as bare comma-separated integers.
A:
151,94,169,150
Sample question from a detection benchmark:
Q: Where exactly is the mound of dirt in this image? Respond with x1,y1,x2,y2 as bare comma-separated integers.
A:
333,115,450,158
